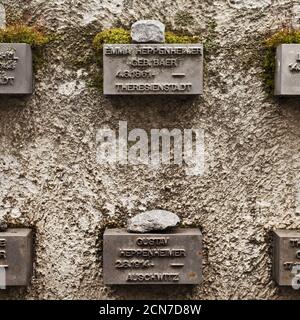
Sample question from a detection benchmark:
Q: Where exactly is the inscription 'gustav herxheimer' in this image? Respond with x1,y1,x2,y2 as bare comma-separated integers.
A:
103,228,202,285
103,44,203,95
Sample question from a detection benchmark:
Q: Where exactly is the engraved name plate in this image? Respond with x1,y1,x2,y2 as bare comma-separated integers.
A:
0,43,32,95
273,230,300,286
0,228,33,286
103,228,202,285
103,44,203,95
275,44,300,96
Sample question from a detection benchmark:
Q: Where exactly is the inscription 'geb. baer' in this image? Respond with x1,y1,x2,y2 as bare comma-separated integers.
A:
103,44,203,95
103,229,202,285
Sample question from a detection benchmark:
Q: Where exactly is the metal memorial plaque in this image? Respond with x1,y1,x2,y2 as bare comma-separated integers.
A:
275,44,300,96
273,230,300,286
103,228,202,285
103,44,203,95
0,43,33,95
0,228,33,286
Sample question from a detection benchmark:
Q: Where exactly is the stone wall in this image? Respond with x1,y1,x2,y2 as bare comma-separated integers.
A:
0,0,300,299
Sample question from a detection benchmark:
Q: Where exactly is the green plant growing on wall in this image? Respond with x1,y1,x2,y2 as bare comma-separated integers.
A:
93,28,131,50
263,28,300,93
93,27,199,49
0,24,50,47
165,32,199,44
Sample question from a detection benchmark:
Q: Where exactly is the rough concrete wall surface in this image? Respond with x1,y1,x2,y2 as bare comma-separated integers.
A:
0,0,300,299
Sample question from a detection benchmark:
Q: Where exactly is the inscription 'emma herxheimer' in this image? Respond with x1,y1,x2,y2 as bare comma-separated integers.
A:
103,44,203,95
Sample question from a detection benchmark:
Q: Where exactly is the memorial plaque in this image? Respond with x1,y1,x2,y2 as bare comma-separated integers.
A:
103,228,202,285
273,230,300,286
0,43,32,95
103,44,203,95
275,44,300,96
0,228,33,286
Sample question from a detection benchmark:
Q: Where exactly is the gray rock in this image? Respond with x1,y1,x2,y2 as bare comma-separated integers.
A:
127,210,180,233
0,4,5,28
131,20,165,43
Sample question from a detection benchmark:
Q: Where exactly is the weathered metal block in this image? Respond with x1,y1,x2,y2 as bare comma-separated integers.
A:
275,44,300,96
103,228,202,285
0,43,33,95
273,229,300,286
103,44,203,95
0,228,33,286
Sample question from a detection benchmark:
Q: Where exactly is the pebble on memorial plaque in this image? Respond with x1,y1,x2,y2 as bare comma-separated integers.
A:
275,44,300,96
103,210,202,285
127,209,180,233
131,20,165,43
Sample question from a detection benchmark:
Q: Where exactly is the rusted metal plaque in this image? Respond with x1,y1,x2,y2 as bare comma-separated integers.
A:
273,230,300,286
103,44,203,95
0,228,33,286
103,228,202,285
0,43,33,95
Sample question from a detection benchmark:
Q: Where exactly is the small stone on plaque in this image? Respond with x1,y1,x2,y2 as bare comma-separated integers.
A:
131,20,165,43
127,209,180,233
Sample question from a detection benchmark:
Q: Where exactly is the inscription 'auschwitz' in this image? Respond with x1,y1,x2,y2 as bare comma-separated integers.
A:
103,44,203,95
103,229,202,285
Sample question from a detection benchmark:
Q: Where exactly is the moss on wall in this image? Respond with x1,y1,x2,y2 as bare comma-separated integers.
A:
0,24,50,47
165,32,199,43
93,27,199,49
93,28,131,50
263,28,300,93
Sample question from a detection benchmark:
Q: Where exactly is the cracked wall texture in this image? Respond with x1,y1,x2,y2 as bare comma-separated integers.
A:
0,0,300,300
